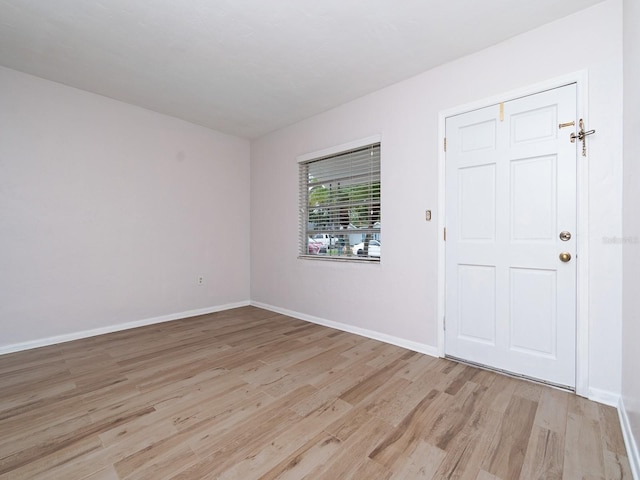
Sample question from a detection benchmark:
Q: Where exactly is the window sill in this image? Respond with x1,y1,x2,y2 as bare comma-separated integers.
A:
298,254,380,264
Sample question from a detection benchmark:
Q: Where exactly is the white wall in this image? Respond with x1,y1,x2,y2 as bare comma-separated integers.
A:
251,0,623,398
0,67,251,352
622,0,640,474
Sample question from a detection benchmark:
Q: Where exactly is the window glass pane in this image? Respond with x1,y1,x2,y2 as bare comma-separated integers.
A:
299,142,381,261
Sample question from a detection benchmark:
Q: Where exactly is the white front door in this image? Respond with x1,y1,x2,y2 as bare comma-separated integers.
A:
444,84,577,388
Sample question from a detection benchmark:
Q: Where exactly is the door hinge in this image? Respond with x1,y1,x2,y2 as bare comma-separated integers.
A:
444,227,447,241
499,102,504,122
443,316,446,331
443,137,447,152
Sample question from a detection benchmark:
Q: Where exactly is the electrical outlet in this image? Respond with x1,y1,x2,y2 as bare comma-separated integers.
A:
197,275,204,286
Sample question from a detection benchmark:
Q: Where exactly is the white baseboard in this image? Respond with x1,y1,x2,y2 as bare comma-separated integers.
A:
0,301,251,356
619,397,640,480
588,387,621,407
250,301,439,357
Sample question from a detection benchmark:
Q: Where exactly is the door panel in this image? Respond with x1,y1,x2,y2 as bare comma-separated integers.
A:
461,119,497,152
458,265,496,345
510,105,557,144
459,164,496,241
510,155,556,241
445,84,577,388
509,267,557,357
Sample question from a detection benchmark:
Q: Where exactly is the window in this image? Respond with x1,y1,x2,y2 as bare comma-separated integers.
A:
299,139,381,261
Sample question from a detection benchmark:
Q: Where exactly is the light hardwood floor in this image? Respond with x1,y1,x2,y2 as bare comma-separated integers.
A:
0,306,632,479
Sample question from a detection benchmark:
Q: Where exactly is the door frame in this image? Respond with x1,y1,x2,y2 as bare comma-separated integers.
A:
437,70,590,397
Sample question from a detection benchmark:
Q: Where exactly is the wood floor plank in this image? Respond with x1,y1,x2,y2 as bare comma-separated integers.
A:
257,431,343,480
2,434,104,480
114,442,198,479
286,344,356,376
444,364,481,395
368,388,444,468
519,426,564,480
533,387,570,434
339,357,408,406
311,415,394,479
292,362,376,417
363,376,414,425
429,381,488,451
0,349,65,375
563,395,608,479
428,372,507,480
0,412,94,460
475,471,502,480
0,306,632,479
482,391,539,479
599,403,629,456
388,440,446,479
220,399,351,479
186,385,315,458
603,449,634,480
325,404,376,442
0,380,79,424
0,407,155,476
82,466,121,480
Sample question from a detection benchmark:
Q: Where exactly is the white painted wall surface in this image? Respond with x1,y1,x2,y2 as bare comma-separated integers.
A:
0,67,251,351
251,0,623,398
622,0,640,474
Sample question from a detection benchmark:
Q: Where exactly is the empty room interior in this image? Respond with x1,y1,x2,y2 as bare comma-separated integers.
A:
1,0,639,479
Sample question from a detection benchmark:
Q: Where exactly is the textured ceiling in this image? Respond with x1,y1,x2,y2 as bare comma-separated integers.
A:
0,0,604,139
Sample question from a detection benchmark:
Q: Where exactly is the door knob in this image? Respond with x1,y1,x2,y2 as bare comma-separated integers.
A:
559,252,572,262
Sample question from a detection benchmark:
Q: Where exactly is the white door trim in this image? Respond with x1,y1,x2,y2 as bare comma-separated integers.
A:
437,70,590,397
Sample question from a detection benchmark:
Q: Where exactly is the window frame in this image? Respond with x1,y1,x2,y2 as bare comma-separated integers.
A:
298,135,382,263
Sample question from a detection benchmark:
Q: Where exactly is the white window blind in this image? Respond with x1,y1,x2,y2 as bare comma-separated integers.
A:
299,142,381,261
